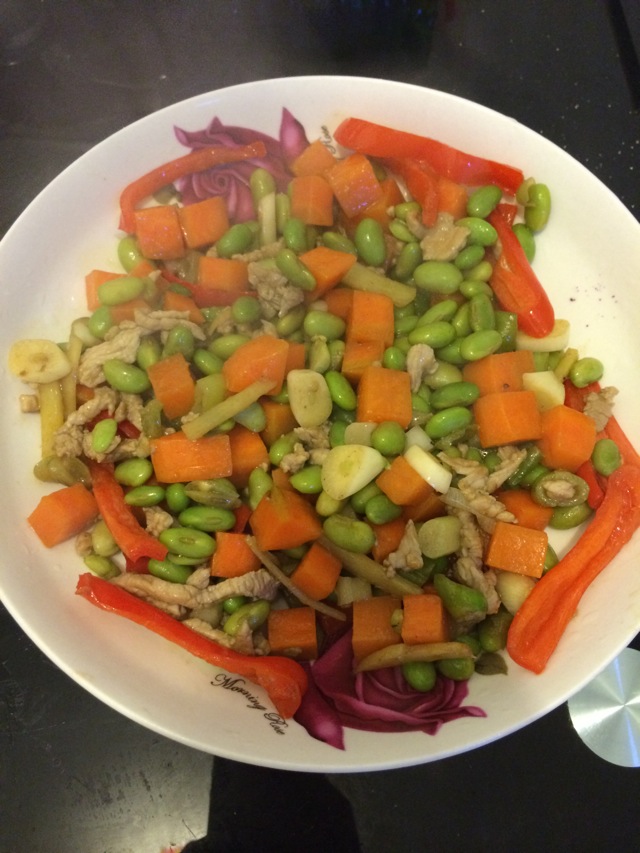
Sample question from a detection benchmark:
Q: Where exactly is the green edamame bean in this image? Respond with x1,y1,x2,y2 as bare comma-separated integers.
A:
455,216,498,246
466,184,503,219
103,359,150,394
289,465,323,494
159,526,216,559
184,478,240,508
223,596,248,615
463,259,493,282
209,334,251,360
325,370,357,411
392,241,423,282
98,275,145,307
233,401,266,433
394,201,421,221
370,421,406,457
430,381,479,410
303,310,346,341
322,514,376,554
328,339,345,371
178,505,236,532
90,519,119,557
423,362,463,389
365,493,402,525
88,305,114,339
437,657,475,681
223,600,271,636
231,295,262,325
495,311,518,352
165,483,191,514
276,192,290,232
308,338,331,374
216,222,254,257
163,325,196,360
520,463,551,488
117,235,148,273
275,305,306,338
388,218,417,243
402,660,437,692
425,406,473,439
506,446,543,487
315,490,345,517
459,329,503,362
592,438,622,476
91,418,117,454
478,607,513,653
148,558,193,584
454,243,486,271
513,222,536,262
468,293,496,332
354,218,387,267
84,554,120,579
247,467,273,510
416,299,458,326
568,357,604,388
329,420,347,448
413,261,464,294
451,302,472,338
268,431,297,466
544,544,559,574
282,217,309,253
394,314,419,336
321,231,358,255
459,279,493,300
136,336,162,371
276,248,316,291
124,484,166,507
524,183,551,232
114,457,153,487
350,482,383,514
408,321,456,349
250,167,276,205
382,346,406,371
193,348,224,376
435,338,465,365
549,502,592,530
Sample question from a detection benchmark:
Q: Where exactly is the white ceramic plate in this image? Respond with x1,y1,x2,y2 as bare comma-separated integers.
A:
2,77,640,773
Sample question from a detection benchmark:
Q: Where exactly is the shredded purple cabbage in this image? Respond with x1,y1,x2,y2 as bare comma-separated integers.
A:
173,108,308,220
295,631,486,750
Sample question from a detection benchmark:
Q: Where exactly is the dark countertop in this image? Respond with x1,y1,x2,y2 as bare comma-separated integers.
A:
2,2,640,851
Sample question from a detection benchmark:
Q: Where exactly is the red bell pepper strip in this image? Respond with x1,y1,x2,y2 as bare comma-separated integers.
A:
488,205,555,338
75,572,308,718
119,141,267,234
507,464,640,673
334,116,524,195
576,460,606,509
88,460,168,567
382,158,439,227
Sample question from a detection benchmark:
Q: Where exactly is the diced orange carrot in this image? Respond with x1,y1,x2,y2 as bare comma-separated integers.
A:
268,606,318,660
133,205,186,260
290,138,338,177
149,432,232,483
402,492,446,523
323,287,354,321
227,424,269,488
485,519,548,578
473,390,542,448
325,153,384,219
351,595,402,661
285,341,307,374
348,176,405,230
537,404,597,472
376,455,436,506
109,298,151,324
250,485,323,551
401,593,449,644
162,289,205,325
128,258,157,279
346,290,395,348
289,541,342,601
496,489,554,530
85,269,123,312
177,196,229,249
371,516,407,562
28,483,99,548
260,400,298,447
357,365,413,428
271,467,294,491
462,350,536,396
147,353,195,420
197,255,250,291
210,531,262,578
298,245,357,298
289,174,335,226
436,175,469,219
222,335,289,395
341,339,385,384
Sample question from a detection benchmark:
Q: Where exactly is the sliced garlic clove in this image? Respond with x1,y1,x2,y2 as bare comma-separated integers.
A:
8,339,72,384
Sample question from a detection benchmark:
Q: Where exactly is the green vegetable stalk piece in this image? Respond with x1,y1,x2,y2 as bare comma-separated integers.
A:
478,606,514,653
433,573,488,623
